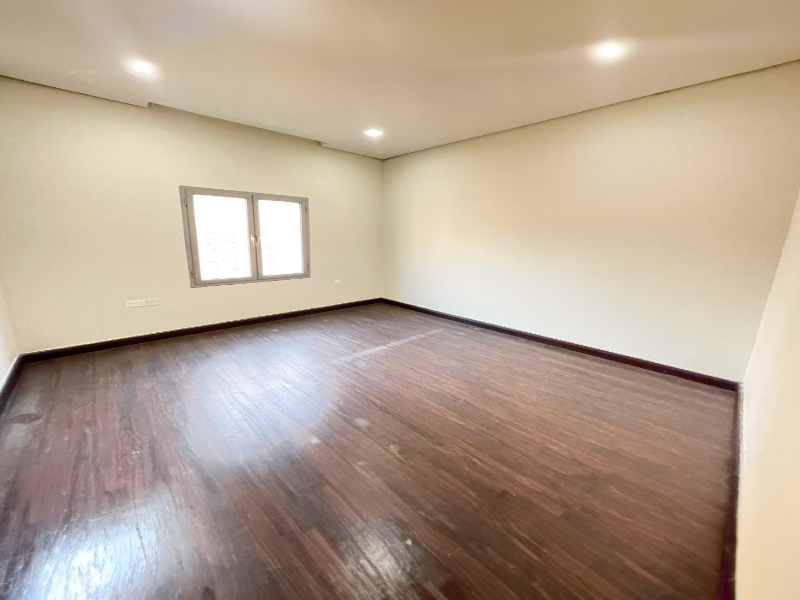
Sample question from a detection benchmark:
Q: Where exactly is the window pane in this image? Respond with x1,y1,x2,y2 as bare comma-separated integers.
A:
258,200,304,277
192,195,252,281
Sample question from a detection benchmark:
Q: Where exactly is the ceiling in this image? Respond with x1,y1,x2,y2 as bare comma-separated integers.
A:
1,0,799,160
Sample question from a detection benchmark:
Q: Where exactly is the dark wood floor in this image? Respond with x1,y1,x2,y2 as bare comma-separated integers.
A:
0,304,735,600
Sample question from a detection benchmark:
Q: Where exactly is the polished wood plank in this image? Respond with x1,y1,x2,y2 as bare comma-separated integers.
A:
0,304,735,599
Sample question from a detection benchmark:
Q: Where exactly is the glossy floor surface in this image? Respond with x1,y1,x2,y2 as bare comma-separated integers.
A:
0,304,735,600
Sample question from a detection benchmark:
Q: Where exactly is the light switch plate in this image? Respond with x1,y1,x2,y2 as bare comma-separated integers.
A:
147,298,160,306
125,300,146,308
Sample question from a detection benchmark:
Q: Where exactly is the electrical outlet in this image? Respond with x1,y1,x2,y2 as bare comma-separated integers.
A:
125,300,146,308
334,280,341,286
147,298,160,306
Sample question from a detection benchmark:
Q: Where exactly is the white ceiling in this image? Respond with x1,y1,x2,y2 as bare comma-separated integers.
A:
1,0,799,159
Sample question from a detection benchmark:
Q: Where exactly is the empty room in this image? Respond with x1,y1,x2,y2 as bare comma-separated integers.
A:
1,1,799,599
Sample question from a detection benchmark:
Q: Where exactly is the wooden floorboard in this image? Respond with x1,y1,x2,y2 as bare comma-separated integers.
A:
0,304,735,600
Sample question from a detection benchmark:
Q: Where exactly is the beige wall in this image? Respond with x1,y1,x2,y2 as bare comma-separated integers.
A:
0,276,18,386
3,63,800,382
382,62,800,381
0,77,383,353
737,188,800,599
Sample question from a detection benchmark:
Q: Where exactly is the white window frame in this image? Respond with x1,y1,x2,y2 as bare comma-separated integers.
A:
180,186,310,288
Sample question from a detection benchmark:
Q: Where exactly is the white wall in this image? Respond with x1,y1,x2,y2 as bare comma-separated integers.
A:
382,62,800,381
737,187,800,599
0,276,18,387
0,77,383,353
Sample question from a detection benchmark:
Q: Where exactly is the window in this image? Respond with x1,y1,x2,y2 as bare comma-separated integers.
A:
180,186,310,287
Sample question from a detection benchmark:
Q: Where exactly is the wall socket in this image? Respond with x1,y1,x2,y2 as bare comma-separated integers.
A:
125,298,160,308
334,280,341,286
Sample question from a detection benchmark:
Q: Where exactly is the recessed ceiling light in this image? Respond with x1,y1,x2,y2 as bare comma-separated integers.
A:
598,44,621,57
592,42,625,61
128,59,157,76
364,129,383,138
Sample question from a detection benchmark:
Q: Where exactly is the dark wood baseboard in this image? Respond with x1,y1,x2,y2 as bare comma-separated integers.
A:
716,385,742,600
18,297,740,392
23,298,383,363
381,298,740,392
0,355,24,417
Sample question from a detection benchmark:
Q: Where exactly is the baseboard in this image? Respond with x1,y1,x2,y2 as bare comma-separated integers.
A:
716,385,742,600
0,355,23,417
380,298,740,391
19,296,741,391
23,298,383,363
